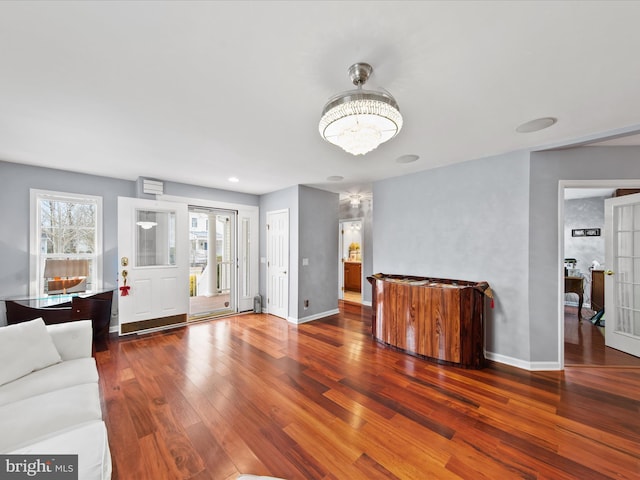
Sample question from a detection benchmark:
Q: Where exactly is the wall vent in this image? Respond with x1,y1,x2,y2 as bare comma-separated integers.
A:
143,179,164,195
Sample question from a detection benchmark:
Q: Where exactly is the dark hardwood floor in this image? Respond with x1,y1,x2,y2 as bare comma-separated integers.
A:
96,302,640,479
564,305,640,367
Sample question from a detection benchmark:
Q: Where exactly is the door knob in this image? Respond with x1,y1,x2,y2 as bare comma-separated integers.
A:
605,270,615,276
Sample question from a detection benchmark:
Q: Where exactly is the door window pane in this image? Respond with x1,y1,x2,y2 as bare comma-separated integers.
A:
136,210,176,267
618,205,633,230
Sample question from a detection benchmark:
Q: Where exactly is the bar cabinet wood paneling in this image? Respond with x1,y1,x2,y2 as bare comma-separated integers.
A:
368,274,490,369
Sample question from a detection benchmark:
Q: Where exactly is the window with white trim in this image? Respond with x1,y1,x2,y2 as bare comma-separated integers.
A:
30,189,103,297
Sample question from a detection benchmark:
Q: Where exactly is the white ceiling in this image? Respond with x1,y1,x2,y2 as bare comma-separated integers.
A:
1,1,640,196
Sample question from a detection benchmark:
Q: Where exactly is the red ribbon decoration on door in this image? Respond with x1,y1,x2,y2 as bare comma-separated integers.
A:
120,270,130,296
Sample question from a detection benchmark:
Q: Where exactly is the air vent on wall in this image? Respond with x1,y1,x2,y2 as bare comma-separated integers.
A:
142,179,164,195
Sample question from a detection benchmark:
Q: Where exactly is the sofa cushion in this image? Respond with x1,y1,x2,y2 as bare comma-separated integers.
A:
47,320,93,361
0,382,102,452
9,420,112,480
0,357,98,407
0,318,62,386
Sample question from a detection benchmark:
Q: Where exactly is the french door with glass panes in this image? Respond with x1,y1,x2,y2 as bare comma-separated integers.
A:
605,192,640,357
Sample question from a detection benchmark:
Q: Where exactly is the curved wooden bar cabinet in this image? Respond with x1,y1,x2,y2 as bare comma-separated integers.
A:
367,274,490,369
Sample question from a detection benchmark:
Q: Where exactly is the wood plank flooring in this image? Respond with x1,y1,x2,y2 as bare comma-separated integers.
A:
96,302,640,479
564,305,640,367
342,290,362,304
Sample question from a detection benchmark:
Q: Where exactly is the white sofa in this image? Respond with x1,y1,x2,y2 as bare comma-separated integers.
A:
0,318,111,480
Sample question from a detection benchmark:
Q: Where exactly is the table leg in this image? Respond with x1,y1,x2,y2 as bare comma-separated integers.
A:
577,292,583,321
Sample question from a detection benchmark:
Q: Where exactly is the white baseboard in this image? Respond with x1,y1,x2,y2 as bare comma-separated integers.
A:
485,351,561,371
288,308,340,324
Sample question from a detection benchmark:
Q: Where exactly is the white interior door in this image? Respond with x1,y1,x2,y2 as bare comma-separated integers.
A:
604,192,640,357
266,209,288,319
118,197,189,334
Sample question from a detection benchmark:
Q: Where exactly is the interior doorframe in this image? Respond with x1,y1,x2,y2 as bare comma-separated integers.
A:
557,179,640,369
338,217,364,301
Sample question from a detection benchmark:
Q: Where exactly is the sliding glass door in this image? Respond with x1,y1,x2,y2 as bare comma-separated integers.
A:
188,206,236,318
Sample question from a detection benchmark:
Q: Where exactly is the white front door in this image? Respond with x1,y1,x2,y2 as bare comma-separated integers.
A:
604,192,640,357
266,209,289,319
117,197,189,334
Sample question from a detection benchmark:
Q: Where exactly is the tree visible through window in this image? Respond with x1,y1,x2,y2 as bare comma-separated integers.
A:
40,200,96,255
31,190,102,296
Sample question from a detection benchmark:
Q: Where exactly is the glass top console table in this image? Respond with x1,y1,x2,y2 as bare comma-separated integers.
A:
4,290,115,340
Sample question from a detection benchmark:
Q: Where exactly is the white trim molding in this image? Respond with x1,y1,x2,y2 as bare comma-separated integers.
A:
289,308,340,325
485,351,561,371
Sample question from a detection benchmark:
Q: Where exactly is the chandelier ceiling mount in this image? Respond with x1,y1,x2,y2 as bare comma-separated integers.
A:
347,62,373,87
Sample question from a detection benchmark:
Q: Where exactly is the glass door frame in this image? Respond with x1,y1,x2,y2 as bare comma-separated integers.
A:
188,206,236,319
158,194,259,317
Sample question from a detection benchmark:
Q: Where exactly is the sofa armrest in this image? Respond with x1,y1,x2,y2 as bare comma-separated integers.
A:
46,320,93,360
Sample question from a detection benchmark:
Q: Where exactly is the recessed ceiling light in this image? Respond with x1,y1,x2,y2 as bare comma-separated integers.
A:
396,154,419,164
327,175,344,181
228,176,239,183
516,117,557,133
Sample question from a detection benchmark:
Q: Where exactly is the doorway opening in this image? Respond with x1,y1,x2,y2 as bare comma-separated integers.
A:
188,206,236,320
339,219,363,304
560,182,640,367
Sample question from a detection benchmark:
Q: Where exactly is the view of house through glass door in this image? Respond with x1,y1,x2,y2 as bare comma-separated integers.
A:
188,206,236,319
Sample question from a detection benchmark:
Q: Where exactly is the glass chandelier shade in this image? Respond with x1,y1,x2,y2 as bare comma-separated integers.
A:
319,63,402,155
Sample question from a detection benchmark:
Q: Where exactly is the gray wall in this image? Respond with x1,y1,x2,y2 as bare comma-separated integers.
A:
0,160,262,327
529,146,640,362
0,160,134,325
298,186,339,318
374,146,640,366
564,195,607,306
373,151,531,362
339,197,373,304
258,185,339,322
10,145,638,364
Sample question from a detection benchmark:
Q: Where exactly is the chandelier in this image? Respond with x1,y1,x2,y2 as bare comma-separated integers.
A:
319,63,403,155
